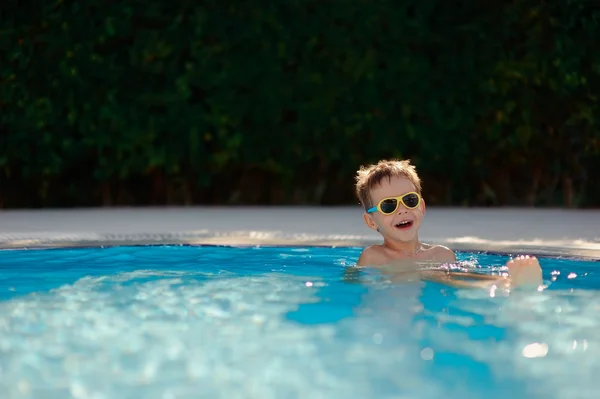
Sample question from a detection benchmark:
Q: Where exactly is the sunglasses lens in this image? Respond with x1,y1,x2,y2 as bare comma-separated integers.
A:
379,198,398,214
402,193,420,208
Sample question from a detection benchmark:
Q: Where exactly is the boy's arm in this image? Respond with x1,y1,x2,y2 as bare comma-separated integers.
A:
356,247,542,290
422,256,543,290
420,271,509,290
427,246,511,284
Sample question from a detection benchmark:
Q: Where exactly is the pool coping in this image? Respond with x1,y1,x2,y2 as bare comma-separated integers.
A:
1,231,599,261
1,207,599,260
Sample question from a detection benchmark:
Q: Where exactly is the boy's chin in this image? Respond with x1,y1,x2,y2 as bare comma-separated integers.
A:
386,231,418,241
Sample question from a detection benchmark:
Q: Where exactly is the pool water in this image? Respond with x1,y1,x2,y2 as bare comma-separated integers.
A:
0,245,598,399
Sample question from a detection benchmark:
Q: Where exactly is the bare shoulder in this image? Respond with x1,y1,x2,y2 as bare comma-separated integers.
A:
422,244,457,263
356,245,389,266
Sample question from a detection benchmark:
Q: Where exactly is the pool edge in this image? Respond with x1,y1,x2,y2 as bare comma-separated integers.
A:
1,231,599,260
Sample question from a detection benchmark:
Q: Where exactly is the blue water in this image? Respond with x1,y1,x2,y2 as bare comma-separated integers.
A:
0,245,598,399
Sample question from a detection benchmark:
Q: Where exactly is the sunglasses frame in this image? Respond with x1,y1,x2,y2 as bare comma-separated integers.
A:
366,192,422,215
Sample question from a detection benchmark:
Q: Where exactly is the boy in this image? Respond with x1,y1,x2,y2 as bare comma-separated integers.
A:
354,159,543,290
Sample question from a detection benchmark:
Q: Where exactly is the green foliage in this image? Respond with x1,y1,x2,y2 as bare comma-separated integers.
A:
1,0,599,207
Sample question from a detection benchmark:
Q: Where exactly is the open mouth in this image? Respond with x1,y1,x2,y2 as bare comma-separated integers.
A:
395,220,414,230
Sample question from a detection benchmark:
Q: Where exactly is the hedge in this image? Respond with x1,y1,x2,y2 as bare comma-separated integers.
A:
1,0,599,207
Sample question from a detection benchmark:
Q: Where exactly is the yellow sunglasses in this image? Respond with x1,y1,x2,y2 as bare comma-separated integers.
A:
366,192,422,215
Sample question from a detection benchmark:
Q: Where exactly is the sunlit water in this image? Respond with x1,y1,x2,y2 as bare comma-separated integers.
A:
0,245,598,399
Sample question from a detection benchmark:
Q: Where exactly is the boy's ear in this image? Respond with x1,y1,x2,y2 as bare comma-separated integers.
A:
421,198,427,215
363,212,379,231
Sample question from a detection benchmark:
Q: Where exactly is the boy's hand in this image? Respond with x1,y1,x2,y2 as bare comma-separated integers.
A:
506,255,543,289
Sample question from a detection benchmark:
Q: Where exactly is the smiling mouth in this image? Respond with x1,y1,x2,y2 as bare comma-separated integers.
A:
395,220,414,229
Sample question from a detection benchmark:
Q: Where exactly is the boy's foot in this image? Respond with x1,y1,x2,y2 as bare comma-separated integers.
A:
506,255,543,288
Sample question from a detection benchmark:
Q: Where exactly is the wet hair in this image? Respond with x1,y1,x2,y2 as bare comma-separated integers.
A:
354,159,422,209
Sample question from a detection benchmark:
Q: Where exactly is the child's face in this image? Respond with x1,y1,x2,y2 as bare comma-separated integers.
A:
363,176,425,242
